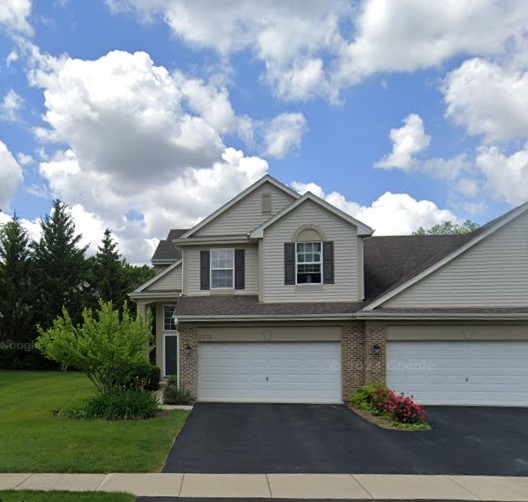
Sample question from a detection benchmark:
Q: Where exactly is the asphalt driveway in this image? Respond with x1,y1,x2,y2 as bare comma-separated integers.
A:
163,403,528,475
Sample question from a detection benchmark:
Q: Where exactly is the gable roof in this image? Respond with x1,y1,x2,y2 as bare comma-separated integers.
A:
250,191,373,238
131,259,182,294
180,175,299,239
152,229,188,264
364,201,528,310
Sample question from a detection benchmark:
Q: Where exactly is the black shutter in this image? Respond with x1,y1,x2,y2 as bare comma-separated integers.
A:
234,249,245,289
284,242,296,285
200,250,210,290
323,241,334,284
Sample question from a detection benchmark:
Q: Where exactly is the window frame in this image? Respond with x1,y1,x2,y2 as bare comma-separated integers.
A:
210,248,235,289
295,241,323,285
163,304,178,332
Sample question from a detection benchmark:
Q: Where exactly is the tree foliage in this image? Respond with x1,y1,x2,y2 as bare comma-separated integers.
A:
0,216,34,343
413,220,480,236
32,200,88,329
36,301,153,393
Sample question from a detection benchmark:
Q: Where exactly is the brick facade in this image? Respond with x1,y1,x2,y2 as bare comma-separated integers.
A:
341,322,387,400
178,326,198,398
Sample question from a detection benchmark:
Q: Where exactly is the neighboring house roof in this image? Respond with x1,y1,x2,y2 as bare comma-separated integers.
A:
152,229,188,264
180,175,300,239
175,295,363,320
364,201,528,310
250,192,373,238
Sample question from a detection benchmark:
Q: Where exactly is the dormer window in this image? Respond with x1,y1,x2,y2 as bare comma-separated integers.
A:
296,242,322,284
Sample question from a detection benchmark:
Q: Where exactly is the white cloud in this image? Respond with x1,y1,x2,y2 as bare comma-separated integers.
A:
263,113,307,158
0,139,23,211
475,145,528,206
0,0,32,35
1,89,24,121
23,47,279,263
16,152,34,165
454,178,480,198
338,0,528,83
291,181,457,235
107,1,528,102
376,114,430,170
444,58,528,142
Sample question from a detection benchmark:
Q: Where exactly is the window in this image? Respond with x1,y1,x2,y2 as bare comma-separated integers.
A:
296,242,322,284
163,304,177,331
211,248,234,288
164,334,178,376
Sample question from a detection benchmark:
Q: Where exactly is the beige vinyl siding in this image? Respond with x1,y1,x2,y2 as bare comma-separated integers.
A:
385,210,528,308
196,181,295,236
262,199,361,302
387,324,528,341
147,263,182,291
186,244,259,296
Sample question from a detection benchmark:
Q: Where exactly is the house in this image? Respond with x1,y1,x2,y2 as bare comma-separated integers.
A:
130,175,528,406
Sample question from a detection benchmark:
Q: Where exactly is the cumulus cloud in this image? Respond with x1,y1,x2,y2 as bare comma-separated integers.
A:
291,181,457,235
376,114,431,170
444,58,528,142
475,145,528,206
1,90,24,121
106,0,528,101
263,113,307,158
0,0,33,35
0,139,23,211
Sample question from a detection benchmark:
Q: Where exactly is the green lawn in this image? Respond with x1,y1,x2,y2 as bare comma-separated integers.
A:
0,492,135,502
0,371,189,473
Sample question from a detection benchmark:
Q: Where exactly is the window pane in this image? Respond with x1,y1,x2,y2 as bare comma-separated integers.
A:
212,269,233,288
296,241,322,284
165,335,178,376
297,272,321,284
164,305,177,331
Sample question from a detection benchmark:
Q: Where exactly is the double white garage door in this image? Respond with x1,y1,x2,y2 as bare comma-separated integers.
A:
198,342,341,403
388,341,528,406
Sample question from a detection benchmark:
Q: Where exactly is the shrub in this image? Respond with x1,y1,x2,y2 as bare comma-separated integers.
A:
349,383,389,410
62,391,159,420
163,385,193,405
108,362,160,392
371,389,427,425
36,300,153,394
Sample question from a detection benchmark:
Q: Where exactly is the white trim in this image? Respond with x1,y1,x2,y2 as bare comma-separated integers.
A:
180,175,299,239
163,332,179,379
295,241,322,285
210,248,235,289
356,311,528,320
131,260,182,293
365,201,528,310
250,192,373,238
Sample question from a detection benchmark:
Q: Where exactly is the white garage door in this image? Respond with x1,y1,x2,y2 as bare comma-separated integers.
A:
198,342,341,403
388,341,528,406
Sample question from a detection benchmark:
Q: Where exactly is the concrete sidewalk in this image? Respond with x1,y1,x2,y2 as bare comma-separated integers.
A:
1,473,528,500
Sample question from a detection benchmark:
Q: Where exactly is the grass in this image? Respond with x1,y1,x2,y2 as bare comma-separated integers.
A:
0,492,135,502
0,371,189,473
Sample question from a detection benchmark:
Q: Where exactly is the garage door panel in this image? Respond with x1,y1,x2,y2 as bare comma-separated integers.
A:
388,340,528,406
198,342,341,404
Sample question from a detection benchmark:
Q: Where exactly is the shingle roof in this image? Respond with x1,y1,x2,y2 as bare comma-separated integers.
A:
151,229,188,263
175,295,363,317
363,233,473,301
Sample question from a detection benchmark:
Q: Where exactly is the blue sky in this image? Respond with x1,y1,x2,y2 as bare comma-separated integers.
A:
1,1,527,263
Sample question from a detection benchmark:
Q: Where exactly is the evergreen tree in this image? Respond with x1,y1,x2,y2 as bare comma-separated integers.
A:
89,228,128,310
33,200,88,328
123,263,156,292
0,215,34,344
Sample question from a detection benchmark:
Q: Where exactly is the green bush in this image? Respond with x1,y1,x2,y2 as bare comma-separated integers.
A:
349,383,389,410
108,362,160,392
163,386,193,405
167,374,178,386
62,391,159,420
36,301,153,394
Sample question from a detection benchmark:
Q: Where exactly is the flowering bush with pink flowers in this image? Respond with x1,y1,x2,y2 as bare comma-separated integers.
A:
350,384,429,429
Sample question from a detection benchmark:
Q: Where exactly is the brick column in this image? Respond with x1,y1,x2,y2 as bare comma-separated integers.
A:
178,326,198,398
341,323,365,400
364,322,387,385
